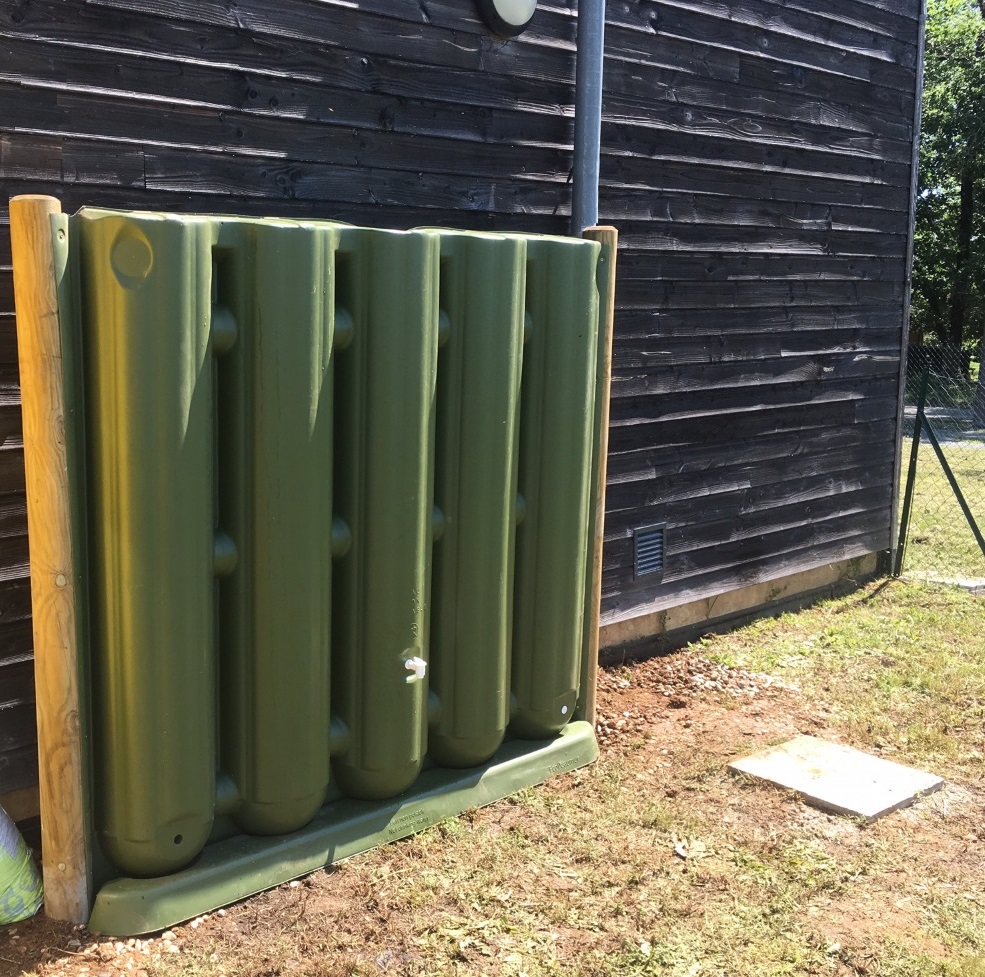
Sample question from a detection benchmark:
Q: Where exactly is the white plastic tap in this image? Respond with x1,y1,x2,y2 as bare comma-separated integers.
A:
404,656,428,684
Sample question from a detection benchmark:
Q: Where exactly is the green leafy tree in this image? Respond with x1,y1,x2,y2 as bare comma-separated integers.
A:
911,0,985,366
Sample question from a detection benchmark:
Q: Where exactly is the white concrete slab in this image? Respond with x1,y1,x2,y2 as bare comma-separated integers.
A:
728,734,944,821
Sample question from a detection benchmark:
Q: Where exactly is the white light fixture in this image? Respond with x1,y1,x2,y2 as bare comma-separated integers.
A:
476,0,537,37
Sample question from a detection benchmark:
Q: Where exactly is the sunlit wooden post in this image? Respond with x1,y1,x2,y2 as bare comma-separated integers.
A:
9,194,90,923
581,225,618,728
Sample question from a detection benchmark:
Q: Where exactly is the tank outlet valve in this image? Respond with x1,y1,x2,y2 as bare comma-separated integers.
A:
404,656,428,684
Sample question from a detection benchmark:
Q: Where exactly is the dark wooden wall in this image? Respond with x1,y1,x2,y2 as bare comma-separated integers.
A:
0,0,581,798
597,0,921,625
0,0,921,797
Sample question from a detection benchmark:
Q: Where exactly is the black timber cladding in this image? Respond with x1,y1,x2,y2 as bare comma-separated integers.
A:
0,0,920,793
598,0,921,626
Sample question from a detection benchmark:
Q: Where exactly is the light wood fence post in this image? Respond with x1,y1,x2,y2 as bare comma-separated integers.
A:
581,225,618,729
9,194,90,923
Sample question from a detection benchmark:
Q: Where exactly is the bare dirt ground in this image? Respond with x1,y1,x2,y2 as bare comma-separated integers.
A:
3,582,983,977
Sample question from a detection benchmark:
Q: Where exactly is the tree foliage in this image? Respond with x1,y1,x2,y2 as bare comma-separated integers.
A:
911,0,985,356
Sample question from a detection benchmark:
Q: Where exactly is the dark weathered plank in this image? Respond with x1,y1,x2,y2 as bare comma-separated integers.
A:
605,447,895,523
604,69,912,147
0,179,568,236
140,149,567,213
601,530,888,619
847,0,919,24
596,0,917,622
601,193,910,236
0,576,32,630
0,27,577,126
0,742,39,795
612,303,903,339
0,657,34,708
1,0,568,105
613,223,907,257
0,447,25,499
606,417,897,484
0,630,32,671
600,156,908,213
612,383,889,423
607,0,917,65
604,33,914,127
604,2,915,90
604,506,891,585
0,405,24,443
615,252,901,282
668,490,892,557
778,0,919,36
604,497,893,595
0,35,576,151
615,278,904,311
613,328,902,371
0,498,27,540
607,378,900,455
611,351,900,401
82,0,578,82
678,0,913,53
604,118,912,188
0,85,573,190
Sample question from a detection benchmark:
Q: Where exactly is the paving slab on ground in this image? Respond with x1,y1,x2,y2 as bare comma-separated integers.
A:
728,734,944,821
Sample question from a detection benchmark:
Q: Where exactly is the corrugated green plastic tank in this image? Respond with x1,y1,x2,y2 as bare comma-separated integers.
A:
51,208,610,935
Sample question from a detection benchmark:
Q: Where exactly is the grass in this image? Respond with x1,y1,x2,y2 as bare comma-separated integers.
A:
703,580,984,775
898,436,985,580
899,356,985,579
10,580,985,977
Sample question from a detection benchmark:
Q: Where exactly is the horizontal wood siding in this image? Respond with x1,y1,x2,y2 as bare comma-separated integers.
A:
0,0,580,796
598,0,920,624
0,0,919,794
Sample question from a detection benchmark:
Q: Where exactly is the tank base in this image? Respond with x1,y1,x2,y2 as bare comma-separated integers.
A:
88,721,598,936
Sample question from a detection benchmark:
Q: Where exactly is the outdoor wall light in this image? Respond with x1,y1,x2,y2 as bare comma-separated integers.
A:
476,0,538,37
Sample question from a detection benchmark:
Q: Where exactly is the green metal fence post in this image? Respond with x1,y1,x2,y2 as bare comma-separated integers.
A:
894,367,930,577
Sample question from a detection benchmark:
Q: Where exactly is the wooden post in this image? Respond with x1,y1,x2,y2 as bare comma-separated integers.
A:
9,194,90,923
581,225,618,728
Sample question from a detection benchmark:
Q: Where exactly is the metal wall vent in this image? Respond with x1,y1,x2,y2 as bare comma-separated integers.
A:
633,524,666,579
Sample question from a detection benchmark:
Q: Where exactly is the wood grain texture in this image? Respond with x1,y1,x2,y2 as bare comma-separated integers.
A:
598,0,922,618
9,195,89,923
600,553,881,648
580,226,618,728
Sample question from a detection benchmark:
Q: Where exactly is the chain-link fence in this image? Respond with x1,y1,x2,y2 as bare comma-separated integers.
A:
897,344,985,583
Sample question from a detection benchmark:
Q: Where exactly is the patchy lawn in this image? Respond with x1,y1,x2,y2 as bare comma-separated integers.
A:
3,579,983,977
897,435,985,581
